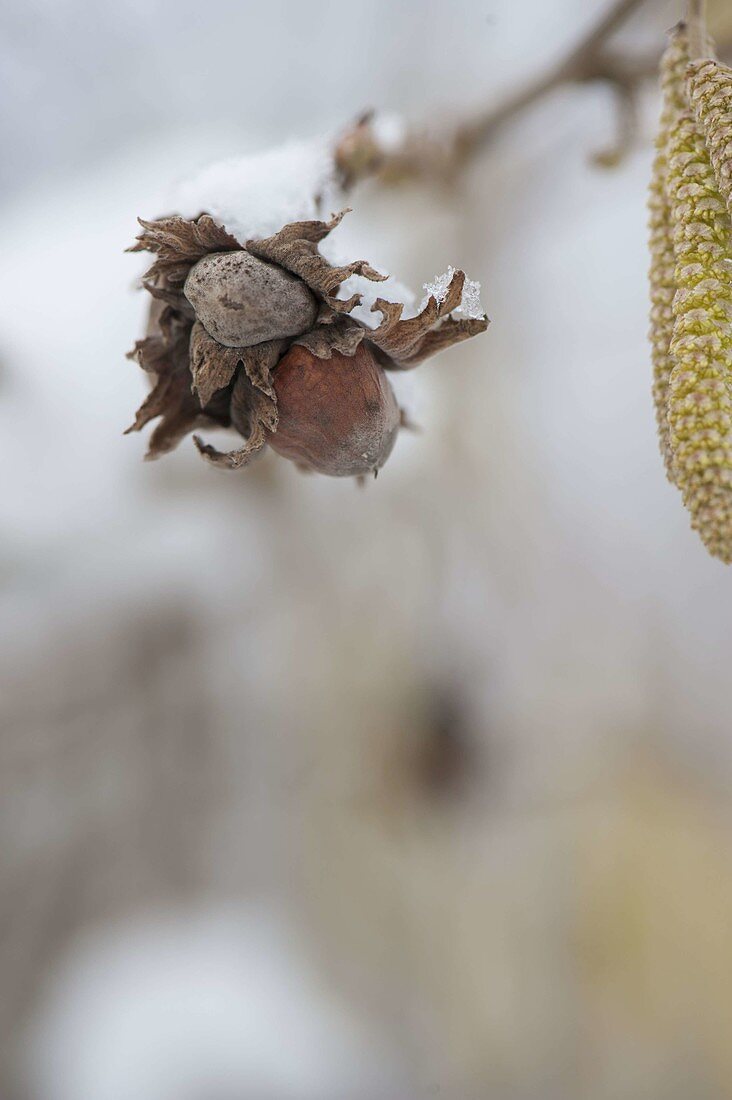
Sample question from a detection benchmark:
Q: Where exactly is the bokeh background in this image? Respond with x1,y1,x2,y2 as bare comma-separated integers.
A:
4,0,732,1097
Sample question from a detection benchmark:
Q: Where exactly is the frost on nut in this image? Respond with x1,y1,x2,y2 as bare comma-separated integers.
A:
126,201,489,477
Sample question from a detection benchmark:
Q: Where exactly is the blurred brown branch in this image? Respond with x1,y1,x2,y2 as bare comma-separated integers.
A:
336,0,732,185
685,0,708,61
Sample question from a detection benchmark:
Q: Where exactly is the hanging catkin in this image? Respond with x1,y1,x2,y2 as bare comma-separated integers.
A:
649,28,691,481
665,94,732,561
687,58,732,218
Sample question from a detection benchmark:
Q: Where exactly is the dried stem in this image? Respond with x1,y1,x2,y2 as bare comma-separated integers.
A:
686,0,711,60
455,0,648,163
337,0,731,186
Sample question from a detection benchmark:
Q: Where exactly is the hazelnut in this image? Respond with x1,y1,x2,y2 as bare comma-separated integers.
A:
184,250,318,348
267,343,400,477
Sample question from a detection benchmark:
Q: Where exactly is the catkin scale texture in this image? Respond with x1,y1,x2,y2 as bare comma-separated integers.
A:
666,105,732,561
648,31,690,481
688,59,732,219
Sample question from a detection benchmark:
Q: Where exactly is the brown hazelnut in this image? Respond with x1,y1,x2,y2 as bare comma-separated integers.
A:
184,250,318,348
267,343,400,477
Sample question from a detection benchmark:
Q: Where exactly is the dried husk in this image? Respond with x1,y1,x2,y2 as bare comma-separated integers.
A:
125,305,228,458
193,370,278,470
366,269,488,369
245,210,386,313
127,205,488,473
190,330,283,469
293,315,365,358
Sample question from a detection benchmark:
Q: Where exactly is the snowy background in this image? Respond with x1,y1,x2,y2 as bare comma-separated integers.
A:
4,0,732,1098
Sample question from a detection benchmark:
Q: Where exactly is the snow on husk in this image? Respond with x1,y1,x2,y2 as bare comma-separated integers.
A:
169,132,484,330
336,271,417,329
171,137,343,245
421,266,486,320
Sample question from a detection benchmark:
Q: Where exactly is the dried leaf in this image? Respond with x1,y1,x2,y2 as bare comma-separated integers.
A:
193,370,277,470
127,308,191,374
141,276,193,316
126,299,227,458
246,210,386,313
230,367,278,436
366,269,488,369
125,370,211,458
125,372,177,433
389,315,489,365
189,322,242,407
130,214,241,320
148,401,211,459
189,322,283,407
157,304,192,346
193,425,267,470
190,337,281,470
293,316,365,358
142,259,195,288
128,214,240,265
126,334,172,374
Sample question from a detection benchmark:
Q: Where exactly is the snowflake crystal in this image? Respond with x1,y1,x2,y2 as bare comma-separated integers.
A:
420,266,485,320
458,275,485,320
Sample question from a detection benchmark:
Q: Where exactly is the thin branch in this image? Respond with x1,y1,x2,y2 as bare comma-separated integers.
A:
590,79,639,167
561,0,652,74
336,0,731,187
685,0,710,61
457,0,649,160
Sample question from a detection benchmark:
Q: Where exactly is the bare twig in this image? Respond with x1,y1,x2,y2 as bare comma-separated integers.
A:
591,79,639,167
686,0,711,60
335,0,731,186
455,0,649,162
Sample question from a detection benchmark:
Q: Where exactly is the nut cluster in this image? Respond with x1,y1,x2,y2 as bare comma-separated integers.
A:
649,23,732,562
126,205,488,480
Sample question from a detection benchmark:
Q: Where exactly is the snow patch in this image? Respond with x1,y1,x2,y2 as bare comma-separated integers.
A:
336,271,416,329
168,136,483,332
319,231,417,330
370,112,407,154
171,137,343,245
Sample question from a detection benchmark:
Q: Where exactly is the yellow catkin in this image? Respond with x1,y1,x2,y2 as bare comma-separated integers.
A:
649,29,691,481
666,103,732,562
687,58,732,218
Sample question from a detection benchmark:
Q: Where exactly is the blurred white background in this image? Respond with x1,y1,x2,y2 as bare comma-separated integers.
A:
4,1,732,1098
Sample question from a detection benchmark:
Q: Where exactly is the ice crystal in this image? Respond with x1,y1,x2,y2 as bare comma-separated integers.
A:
421,266,456,308
421,266,485,319
458,275,485,320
